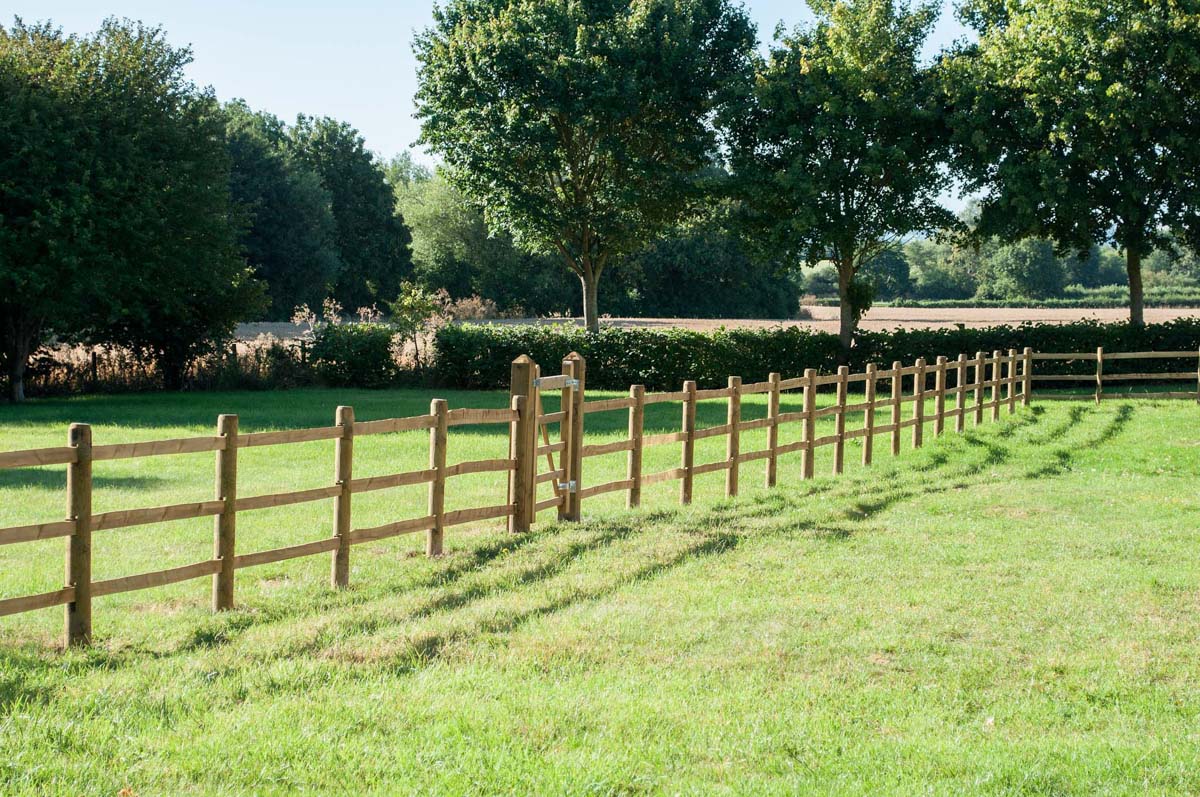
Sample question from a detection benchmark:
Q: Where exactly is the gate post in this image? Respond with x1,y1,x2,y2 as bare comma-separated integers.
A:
508,356,536,532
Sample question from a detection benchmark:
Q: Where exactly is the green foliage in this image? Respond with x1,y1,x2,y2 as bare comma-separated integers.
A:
859,249,913,301
310,322,398,388
726,0,955,348
289,116,414,310
224,101,343,319
434,318,1200,390
395,172,574,315
602,231,800,319
414,0,757,330
945,0,1200,323
0,19,265,395
978,239,1066,300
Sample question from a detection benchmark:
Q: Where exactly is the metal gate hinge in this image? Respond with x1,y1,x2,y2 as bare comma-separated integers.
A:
558,480,577,493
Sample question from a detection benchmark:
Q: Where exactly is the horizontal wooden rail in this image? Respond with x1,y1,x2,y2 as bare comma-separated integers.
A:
0,587,75,618
444,503,513,527
581,439,634,458
577,479,634,500
0,519,76,547
444,458,515,478
582,397,636,414
349,469,436,493
349,515,435,545
91,500,225,532
446,408,517,427
236,538,341,569
237,485,342,512
0,446,77,469
91,436,225,462
240,426,343,448
641,467,684,486
694,423,732,440
353,416,435,436
535,496,565,513
91,559,222,598
643,390,688,404
538,410,566,425
643,431,686,446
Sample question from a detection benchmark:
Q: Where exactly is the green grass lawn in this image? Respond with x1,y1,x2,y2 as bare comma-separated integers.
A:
1,389,1199,794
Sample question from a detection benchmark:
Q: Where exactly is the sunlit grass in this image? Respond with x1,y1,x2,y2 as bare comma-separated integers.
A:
1,390,1198,794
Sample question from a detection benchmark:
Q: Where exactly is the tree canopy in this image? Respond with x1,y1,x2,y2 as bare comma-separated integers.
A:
414,0,758,331
945,0,1200,325
289,116,414,311
0,19,264,397
726,0,955,351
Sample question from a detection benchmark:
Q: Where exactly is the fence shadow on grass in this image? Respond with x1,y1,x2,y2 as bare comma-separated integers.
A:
0,400,1135,690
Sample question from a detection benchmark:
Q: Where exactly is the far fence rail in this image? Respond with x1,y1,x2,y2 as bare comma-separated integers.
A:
1,347,1196,648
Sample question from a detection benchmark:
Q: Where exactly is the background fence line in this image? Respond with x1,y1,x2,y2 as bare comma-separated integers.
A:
1,347,1197,647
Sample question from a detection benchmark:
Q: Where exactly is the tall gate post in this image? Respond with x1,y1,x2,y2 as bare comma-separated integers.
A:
508,356,536,532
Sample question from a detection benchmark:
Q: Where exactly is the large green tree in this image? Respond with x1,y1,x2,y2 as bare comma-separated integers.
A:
414,0,757,332
0,19,263,398
726,0,954,352
0,21,88,401
224,101,342,318
946,0,1200,326
288,116,413,311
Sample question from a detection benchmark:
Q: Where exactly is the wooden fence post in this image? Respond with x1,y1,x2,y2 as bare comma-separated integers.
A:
212,414,238,612
564,353,586,521
331,406,354,588
862,363,877,467
726,376,742,497
1095,346,1104,405
934,356,947,436
1006,349,1018,413
509,356,536,530
428,399,448,555
766,372,781,487
680,380,697,504
802,369,817,478
65,423,93,647
890,361,902,456
955,354,967,433
628,385,645,508
991,351,1002,422
974,351,986,426
1022,347,1033,406
912,358,926,449
833,366,849,475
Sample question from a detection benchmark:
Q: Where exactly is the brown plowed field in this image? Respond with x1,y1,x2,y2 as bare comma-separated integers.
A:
237,306,1198,340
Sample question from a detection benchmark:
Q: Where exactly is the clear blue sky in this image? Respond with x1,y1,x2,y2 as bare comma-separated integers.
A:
11,1,970,164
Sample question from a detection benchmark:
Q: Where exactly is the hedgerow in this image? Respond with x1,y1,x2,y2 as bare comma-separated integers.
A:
433,319,1200,390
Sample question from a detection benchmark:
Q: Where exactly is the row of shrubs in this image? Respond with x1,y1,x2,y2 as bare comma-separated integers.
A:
434,320,1200,391
21,318,1200,397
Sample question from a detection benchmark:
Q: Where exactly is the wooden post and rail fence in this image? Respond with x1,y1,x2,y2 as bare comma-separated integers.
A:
1,347,1197,647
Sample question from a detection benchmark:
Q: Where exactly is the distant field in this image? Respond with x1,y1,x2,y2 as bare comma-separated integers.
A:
237,306,1200,340
1,391,1198,793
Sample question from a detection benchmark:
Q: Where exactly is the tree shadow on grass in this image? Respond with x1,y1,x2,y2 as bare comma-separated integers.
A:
0,470,165,490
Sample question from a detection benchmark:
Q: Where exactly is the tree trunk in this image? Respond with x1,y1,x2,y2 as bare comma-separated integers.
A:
4,327,33,403
8,356,26,403
836,261,855,357
581,272,600,333
1126,249,1145,327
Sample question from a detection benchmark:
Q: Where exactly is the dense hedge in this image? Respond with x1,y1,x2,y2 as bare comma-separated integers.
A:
434,319,1200,390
